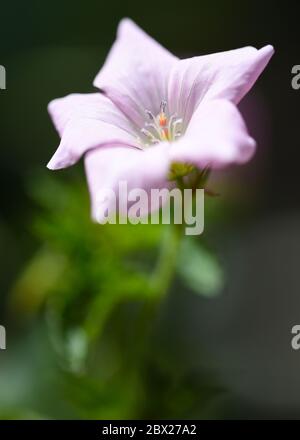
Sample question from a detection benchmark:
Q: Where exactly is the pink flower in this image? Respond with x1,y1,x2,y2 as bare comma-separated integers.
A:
47,18,274,220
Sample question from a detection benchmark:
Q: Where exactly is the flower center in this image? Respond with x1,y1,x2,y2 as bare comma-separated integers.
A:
139,101,182,147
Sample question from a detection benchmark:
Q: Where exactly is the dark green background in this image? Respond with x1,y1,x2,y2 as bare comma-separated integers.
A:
1,0,300,419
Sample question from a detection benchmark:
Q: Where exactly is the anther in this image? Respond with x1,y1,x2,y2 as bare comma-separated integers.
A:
145,110,155,120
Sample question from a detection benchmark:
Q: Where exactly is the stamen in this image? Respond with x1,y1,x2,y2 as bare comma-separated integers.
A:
141,128,159,144
145,110,156,121
168,114,177,130
171,118,182,138
145,122,162,139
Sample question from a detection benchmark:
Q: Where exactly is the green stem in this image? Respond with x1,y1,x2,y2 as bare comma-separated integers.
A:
150,223,183,300
138,223,182,325
133,223,183,365
134,169,208,362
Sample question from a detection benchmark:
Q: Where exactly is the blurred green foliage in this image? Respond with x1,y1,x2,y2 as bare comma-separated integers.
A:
178,238,224,297
1,171,225,419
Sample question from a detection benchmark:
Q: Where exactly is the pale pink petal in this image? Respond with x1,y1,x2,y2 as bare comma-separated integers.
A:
168,45,274,126
47,93,139,170
93,18,177,127
84,144,171,221
170,99,256,168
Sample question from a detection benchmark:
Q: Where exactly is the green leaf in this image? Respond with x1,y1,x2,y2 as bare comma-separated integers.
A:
177,238,224,297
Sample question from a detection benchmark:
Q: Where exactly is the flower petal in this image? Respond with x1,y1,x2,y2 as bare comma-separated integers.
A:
84,144,171,221
47,93,139,170
93,18,177,127
168,45,274,126
170,99,256,168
